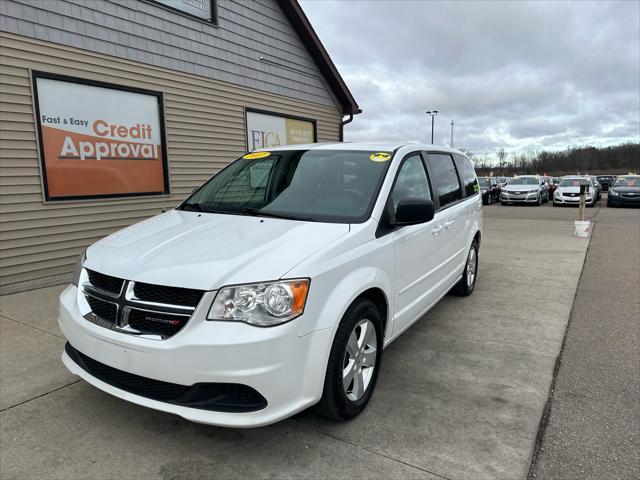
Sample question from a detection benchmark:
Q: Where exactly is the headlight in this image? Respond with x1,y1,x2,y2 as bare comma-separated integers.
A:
71,249,87,287
208,279,310,326
609,189,619,196
554,190,561,196
529,189,539,194
481,189,487,194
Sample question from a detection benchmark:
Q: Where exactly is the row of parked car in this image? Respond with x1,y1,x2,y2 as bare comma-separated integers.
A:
477,174,640,208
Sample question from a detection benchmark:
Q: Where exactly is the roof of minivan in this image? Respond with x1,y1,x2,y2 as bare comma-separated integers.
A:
255,142,465,155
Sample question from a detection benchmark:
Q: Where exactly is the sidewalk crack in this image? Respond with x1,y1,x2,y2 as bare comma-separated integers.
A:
291,419,453,480
0,380,80,413
0,314,65,340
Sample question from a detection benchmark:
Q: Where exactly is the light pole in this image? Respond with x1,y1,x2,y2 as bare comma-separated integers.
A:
426,110,438,144
450,120,454,148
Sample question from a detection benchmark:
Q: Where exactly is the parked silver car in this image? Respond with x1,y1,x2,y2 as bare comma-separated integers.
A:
500,175,549,205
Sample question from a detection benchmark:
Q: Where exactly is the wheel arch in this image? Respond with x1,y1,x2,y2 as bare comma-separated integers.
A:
353,287,389,337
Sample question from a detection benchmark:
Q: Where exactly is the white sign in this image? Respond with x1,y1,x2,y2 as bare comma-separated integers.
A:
246,111,315,150
154,0,213,21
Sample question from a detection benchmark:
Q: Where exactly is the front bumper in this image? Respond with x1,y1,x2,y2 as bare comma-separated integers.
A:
554,195,593,205
607,194,640,206
59,285,332,427
500,192,539,203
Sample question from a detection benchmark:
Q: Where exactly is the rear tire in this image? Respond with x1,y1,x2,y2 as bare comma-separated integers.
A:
451,240,479,297
315,299,383,421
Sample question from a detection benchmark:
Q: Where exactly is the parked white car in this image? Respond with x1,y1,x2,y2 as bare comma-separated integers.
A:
59,143,482,427
553,176,597,207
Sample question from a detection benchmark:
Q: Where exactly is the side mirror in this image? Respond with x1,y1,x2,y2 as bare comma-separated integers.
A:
394,199,435,226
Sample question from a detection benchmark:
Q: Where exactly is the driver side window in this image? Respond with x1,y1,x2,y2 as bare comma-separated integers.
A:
390,154,432,211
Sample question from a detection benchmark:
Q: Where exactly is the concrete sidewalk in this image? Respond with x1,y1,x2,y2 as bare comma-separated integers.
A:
532,205,640,479
1,211,589,480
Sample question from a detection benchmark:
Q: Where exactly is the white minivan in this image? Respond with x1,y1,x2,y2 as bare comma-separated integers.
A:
59,143,482,427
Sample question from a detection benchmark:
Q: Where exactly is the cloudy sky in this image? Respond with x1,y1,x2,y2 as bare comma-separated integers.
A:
300,0,640,156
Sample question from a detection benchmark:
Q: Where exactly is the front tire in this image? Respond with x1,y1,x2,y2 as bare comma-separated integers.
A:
451,240,479,296
315,299,383,421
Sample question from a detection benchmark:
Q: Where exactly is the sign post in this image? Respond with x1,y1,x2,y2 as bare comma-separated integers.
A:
578,183,586,222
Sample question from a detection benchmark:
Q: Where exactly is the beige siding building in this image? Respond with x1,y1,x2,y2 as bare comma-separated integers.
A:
0,0,359,294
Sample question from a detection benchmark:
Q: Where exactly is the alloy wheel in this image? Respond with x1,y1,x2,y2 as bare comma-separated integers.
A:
343,319,378,401
466,247,477,287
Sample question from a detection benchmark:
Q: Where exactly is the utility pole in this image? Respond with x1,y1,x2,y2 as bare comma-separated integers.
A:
450,120,454,148
426,110,438,144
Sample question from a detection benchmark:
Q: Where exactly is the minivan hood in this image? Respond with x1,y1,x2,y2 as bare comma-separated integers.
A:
85,210,350,290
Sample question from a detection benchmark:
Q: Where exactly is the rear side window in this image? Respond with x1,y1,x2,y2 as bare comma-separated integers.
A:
453,153,478,197
428,153,463,207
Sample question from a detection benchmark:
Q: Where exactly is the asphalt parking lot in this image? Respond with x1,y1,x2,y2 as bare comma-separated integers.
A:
1,197,637,480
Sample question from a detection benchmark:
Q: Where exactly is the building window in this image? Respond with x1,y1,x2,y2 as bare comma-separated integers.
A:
148,0,217,23
33,72,170,201
245,109,317,150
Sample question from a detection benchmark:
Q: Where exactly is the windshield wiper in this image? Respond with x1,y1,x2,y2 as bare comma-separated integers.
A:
180,201,208,212
235,207,316,222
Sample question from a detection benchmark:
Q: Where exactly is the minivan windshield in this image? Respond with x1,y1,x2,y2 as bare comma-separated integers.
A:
508,177,538,185
478,177,491,187
179,149,393,223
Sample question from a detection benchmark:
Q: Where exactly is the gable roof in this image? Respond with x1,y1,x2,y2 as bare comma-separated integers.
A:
277,0,361,116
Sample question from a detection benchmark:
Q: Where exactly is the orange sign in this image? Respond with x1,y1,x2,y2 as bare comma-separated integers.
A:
34,74,169,200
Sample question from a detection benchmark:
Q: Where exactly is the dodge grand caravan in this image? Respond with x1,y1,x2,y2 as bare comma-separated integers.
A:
59,143,482,427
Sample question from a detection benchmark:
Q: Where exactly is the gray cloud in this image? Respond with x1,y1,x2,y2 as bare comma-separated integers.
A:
300,0,640,155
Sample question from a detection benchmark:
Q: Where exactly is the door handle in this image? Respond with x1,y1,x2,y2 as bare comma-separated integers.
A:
443,219,455,229
431,225,443,236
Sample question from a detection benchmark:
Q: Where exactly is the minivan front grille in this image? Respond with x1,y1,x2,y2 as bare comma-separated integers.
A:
133,282,204,308
82,270,205,340
86,295,117,325
127,308,189,338
87,269,124,296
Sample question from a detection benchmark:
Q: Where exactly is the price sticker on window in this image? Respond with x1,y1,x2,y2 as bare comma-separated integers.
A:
370,152,392,162
243,151,271,160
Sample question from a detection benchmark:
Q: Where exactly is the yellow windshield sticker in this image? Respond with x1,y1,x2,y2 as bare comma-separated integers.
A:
370,152,392,162
473,182,479,192
243,151,271,160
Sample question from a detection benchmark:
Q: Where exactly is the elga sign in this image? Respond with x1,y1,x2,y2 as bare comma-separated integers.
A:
33,73,169,201
153,0,214,21
246,110,316,150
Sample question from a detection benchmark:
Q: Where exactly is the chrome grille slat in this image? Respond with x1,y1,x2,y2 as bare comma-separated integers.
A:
125,282,195,313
